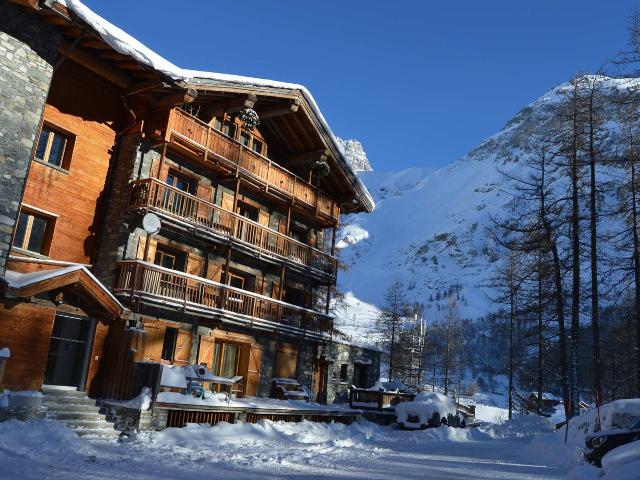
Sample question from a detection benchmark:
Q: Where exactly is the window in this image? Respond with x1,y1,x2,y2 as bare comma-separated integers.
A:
212,117,222,131
12,209,54,255
251,138,263,155
154,245,186,271
166,170,195,194
35,125,70,169
236,201,259,222
161,327,178,361
240,131,251,147
212,341,240,379
339,364,349,383
222,121,237,139
353,364,368,388
227,272,245,290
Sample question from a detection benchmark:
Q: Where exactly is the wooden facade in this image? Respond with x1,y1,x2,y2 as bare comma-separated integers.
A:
0,0,377,410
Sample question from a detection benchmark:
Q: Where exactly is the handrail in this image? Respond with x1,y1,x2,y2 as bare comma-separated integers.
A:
113,260,333,335
166,108,338,221
129,177,338,276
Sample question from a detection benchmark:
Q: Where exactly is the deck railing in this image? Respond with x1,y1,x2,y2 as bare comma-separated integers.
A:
113,260,333,336
166,108,338,221
348,388,416,411
129,178,337,277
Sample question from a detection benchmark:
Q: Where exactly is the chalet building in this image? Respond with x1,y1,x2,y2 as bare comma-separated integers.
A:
0,0,379,425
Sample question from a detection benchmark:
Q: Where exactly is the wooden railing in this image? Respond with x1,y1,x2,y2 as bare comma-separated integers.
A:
166,108,338,221
349,388,416,411
129,178,337,277
113,260,333,337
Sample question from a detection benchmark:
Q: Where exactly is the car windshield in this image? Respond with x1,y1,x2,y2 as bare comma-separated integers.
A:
630,417,640,429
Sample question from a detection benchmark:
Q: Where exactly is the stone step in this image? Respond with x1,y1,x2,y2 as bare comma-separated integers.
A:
46,411,108,421
43,403,102,414
42,396,98,406
72,428,121,438
60,419,116,430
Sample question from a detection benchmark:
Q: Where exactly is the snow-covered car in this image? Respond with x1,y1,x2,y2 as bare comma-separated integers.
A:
584,417,640,467
395,392,466,430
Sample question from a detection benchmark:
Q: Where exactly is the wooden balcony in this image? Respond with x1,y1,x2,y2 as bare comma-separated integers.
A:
129,178,338,278
165,108,339,222
113,260,333,339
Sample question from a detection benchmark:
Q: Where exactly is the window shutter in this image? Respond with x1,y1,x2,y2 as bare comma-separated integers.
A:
258,209,270,228
197,336,215,370
196,183,213,221
143,323,165,362
206,261,224,282
137,236,157,262
173,331,192,365
186,252,204,277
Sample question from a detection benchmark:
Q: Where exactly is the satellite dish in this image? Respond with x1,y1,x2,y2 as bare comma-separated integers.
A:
142,213,161,235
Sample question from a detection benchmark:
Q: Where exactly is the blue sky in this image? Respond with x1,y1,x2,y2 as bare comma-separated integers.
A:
84,1,639,171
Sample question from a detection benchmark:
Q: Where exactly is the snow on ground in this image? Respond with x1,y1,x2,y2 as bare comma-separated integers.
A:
0,416,577,480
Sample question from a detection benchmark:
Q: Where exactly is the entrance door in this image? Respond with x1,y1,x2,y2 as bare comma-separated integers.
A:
312,361,328,404
353,363,368,389
44,314,95,389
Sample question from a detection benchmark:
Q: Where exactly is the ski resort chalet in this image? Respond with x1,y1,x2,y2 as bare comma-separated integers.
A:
0,0,379,432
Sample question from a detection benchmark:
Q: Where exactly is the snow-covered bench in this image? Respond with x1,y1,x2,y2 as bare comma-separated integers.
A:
271,378,310,402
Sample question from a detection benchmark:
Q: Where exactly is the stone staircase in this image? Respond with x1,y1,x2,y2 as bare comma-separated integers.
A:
42,387,119,438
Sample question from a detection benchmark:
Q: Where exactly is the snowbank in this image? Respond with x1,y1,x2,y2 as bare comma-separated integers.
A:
562,399,640,446
103,387,152,410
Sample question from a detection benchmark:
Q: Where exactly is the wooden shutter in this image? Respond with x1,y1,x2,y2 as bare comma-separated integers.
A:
309,230,317,248
136,236,157,262
221,191,234,212
258,209,270,228
143,323,165,362
186,252,204,277
206,261,224,282
197,336,215,370
196,183,213,220
246,345,262,397
275,344,298,379
173,330,192,365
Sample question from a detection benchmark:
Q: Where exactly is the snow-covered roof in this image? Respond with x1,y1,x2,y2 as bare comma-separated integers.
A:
4,265,124,314
53,0,374,213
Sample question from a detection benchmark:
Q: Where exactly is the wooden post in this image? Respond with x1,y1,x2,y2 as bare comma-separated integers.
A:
286,204,292,236
233,177,241,213
224,247,232,284
279,263,286,301
156,141,168,180
330,225,338,256
143,232,153,262
325,284,331,315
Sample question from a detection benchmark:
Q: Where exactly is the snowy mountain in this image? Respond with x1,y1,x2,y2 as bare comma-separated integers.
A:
335,76,640,326
336,138,373,172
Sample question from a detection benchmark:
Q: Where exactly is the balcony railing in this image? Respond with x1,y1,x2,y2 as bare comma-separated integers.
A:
113,260,333,337
129,178,338,277
165,108,338,221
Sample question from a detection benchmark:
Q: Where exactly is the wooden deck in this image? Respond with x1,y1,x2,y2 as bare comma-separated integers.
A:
155,400,360,428
164,108,339,223
128,178,338,278
113,260,333,339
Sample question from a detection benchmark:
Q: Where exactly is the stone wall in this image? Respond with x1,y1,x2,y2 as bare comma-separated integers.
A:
0,4,61,276
325,343,382,404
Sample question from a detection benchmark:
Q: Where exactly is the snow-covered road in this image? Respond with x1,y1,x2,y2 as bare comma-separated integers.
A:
0,418,574,479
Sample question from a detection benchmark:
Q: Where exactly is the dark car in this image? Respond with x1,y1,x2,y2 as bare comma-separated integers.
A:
584,417,640,467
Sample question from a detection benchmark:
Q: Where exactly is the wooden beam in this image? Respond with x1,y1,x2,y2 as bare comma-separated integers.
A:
60,40,132,89
79,37,111,50
200,94,257,123
283,150,329,166
258,99,300,119
152,88,198,111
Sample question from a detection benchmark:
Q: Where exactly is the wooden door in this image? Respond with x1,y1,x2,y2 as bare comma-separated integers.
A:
246,345,262,397
312,361,328,404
